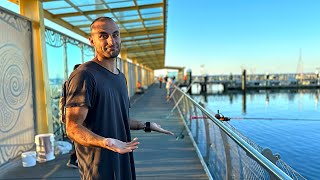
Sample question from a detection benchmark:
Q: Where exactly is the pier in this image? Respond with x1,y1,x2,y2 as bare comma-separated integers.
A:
0,85,209,179
0,1,309,179
180,73,320,94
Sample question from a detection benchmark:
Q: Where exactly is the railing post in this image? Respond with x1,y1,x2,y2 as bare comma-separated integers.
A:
80,44,84,63
262,148,280,180
220,130,233,180
204,112,211,164
63,36,68,80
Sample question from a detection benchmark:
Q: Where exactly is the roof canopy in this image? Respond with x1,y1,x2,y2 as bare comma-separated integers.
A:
40,0,167,69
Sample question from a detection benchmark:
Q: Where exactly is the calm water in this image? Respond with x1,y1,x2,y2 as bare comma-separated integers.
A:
193,89,320,180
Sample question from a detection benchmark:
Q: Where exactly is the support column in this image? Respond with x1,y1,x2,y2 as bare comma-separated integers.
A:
151,70,154,85
145,67,148,86
178,69,184,82
133,58,138,92
20,0,52,133
147,67,150,85
140,64,145,87
148,67,154,85
120,49,130,96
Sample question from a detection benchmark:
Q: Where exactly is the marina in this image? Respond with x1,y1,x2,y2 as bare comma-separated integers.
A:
0,1,319,179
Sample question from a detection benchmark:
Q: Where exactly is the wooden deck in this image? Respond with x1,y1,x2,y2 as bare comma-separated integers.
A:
131,84,208,180
0,84,208,180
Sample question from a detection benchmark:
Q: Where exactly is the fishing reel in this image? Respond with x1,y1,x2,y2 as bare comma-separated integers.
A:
215,110,230,121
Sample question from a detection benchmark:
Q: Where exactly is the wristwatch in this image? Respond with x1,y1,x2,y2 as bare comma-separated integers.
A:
144,122,151,132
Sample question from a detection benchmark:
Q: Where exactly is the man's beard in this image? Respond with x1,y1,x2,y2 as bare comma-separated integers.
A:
109,49,120,58
104,43,121,58
99,47,120,58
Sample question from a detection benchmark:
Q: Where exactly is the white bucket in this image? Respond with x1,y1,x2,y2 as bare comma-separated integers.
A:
21,151,36,167
35,133,55,163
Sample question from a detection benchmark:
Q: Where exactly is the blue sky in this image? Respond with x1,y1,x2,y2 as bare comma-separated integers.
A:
166,0,320,75
1,0,320,76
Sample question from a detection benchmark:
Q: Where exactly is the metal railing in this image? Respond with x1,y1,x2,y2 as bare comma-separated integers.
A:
171,86,306,180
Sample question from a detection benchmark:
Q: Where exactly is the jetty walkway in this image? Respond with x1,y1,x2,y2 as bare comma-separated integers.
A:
0,84,208,180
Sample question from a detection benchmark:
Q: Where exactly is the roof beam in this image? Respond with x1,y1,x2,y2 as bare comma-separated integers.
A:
8,0,18,4
44,10,88,38
164,66,185,70
128,49,164,57
138,57,164,62
121,26,162,33
76,16,163,28
138,60,164,67
137,60,158,66
122,35,163,43
127,45,163,52
128,51,164,56
131,55,164,60
137,56,164,62
54,3,163,18
123,42,163,48
121,28,163,38
131,58,163,66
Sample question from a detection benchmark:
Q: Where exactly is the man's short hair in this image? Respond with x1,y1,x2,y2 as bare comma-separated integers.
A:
90,16,114,32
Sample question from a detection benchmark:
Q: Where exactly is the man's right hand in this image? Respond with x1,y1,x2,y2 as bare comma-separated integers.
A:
104,137,139,154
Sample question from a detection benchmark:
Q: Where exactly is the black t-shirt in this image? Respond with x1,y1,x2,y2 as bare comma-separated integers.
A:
65,61,135,180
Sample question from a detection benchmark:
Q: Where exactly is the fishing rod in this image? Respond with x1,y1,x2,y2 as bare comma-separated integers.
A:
190,110,320,122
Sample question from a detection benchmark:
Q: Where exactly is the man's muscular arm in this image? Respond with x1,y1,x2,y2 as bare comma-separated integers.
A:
129,118,174,135
66,106,139,154
129,119,145,130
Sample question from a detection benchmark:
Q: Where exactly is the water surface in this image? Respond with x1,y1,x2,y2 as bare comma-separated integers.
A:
193,89,320,179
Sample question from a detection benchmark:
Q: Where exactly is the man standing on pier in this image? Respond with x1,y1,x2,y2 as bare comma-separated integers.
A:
65,17,174,180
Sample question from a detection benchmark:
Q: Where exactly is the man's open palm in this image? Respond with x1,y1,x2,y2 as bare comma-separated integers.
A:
104,137,139,154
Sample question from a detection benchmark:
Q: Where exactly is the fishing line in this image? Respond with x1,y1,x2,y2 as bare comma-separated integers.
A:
224,117,320,122
190,113,320,122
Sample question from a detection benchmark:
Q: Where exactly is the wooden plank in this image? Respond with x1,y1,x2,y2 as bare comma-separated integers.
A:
131,85,208,180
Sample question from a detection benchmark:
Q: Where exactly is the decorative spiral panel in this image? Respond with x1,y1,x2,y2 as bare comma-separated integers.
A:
0,8,34,167
0,45,30,132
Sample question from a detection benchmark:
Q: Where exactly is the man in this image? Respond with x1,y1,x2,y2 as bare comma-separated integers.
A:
159,76,163,88
65,17,174,180
166,76,173,99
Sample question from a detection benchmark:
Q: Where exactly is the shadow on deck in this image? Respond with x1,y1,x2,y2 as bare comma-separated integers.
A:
0,84,208,180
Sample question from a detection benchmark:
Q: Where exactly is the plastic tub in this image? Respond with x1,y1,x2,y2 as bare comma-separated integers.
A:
21,151,36,167
35,133,55,162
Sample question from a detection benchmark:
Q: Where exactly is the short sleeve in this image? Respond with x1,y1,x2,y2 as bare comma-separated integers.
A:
65,70,95,108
